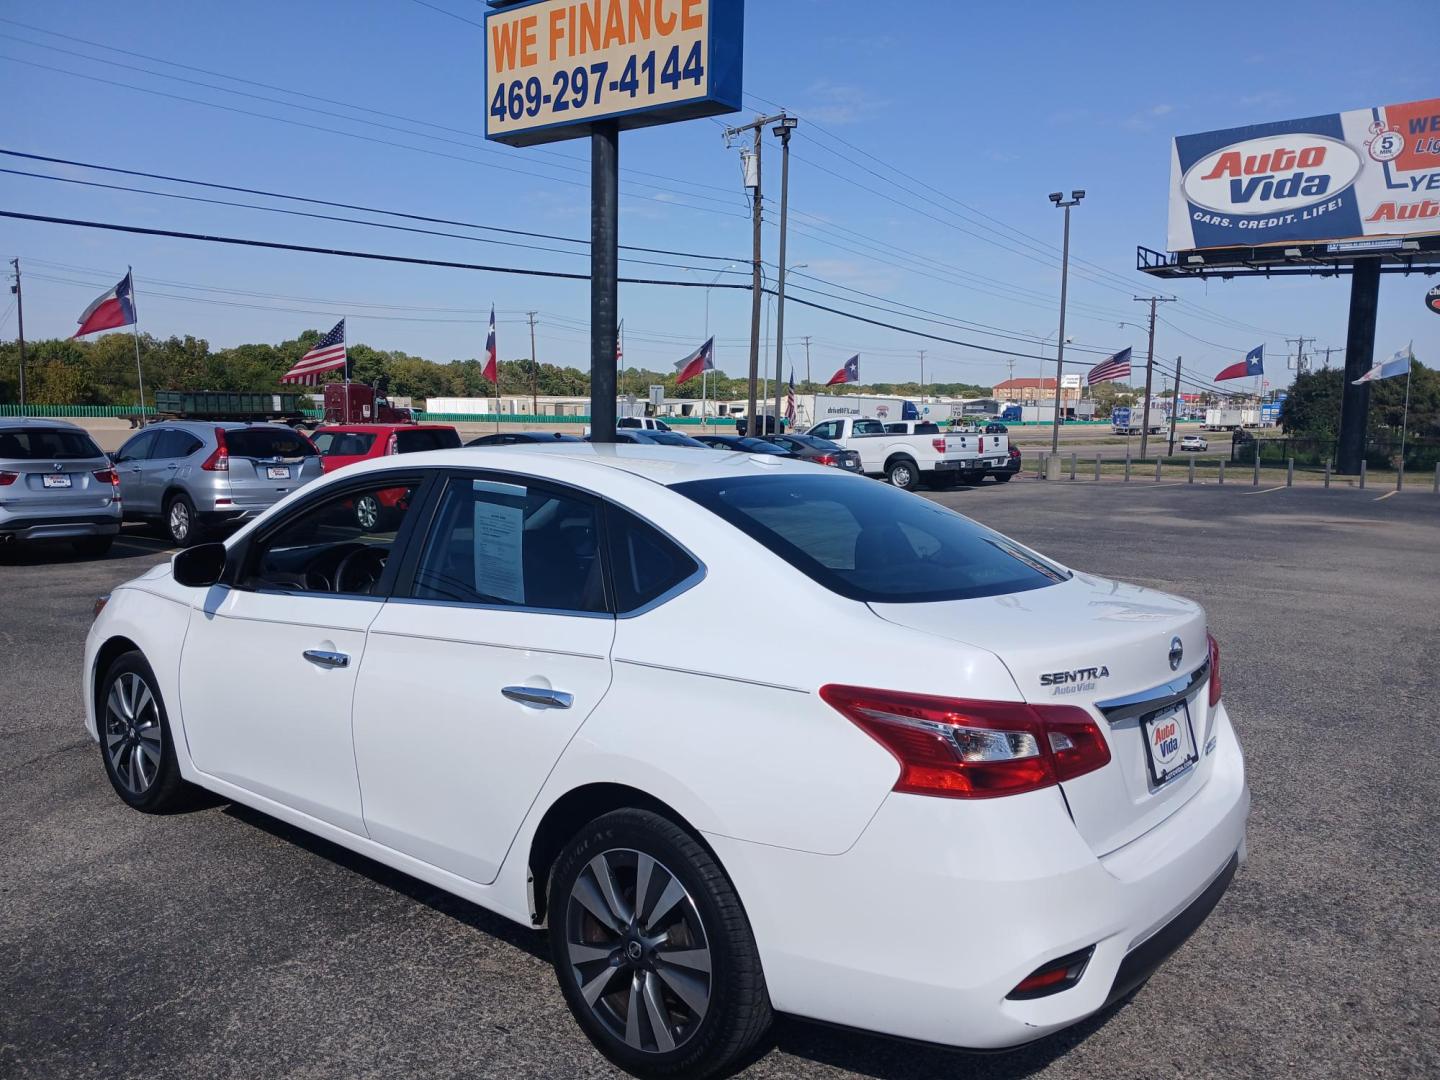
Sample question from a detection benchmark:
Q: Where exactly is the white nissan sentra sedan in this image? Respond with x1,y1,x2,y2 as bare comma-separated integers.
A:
84,445,1248,1078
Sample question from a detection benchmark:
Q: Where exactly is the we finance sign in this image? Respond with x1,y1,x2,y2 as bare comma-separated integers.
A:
1167,97,1440,251
484,0,743,147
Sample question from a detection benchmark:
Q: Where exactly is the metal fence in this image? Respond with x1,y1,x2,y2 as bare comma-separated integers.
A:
1229,432,1440,472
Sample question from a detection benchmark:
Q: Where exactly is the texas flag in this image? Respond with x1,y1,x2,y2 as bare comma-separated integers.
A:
482,304,498,384
1215,345,1264,382
73,271,136,338
675,337,715,385
827,354,860,386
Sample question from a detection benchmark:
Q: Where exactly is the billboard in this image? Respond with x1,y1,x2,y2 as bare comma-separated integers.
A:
1168,96,1440,251
484,0,743,147
1060,373,1082,390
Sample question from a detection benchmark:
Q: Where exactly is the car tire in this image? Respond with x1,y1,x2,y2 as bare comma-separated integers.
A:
164,493,202,548
97,651,189,813
994,473,1014,483
548,808,772,1079
886,458,920,491
73,535,115,558
354,493,389,531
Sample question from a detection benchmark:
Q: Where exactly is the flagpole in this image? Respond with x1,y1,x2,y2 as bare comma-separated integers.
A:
129,267,147,416
344,316,352,423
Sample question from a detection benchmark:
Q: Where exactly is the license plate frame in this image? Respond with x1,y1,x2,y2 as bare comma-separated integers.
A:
1140,701,1198,788
42,474,72,489
266,466,292,480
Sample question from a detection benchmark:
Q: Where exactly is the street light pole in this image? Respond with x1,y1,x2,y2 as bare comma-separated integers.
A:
1048,190,1084,454
772,117,797,435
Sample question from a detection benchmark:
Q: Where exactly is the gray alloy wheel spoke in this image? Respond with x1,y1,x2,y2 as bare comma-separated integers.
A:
132,680,155,722
104,726,126,751
136,737,161,768
589,854,634,927
567,942,613,965
580,964,619,1008
642,971,677,1052
642,877,687,934
654,965,709,1018
656,947,712,974
125,746,143,793
108,681,131,722
573,872,626,935
624,974,643,1049
634,853,657,925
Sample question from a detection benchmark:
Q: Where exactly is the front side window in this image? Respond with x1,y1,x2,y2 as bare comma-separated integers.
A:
674,474,1069,604
242,479,422,595
810,421,839,440
0,427,105,460
853,420,886,436
395,428,461,453
114,430,159,463
410,477,605,614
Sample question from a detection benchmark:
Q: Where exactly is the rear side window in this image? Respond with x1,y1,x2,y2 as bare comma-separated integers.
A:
154,430,203,458
410,477,606,614
115,430,159,462
674,474,1069,604
313,432,377,456
0,427,104,460
227,428,316,459
396,428,462,453
606,507,699,613
914,423,940,434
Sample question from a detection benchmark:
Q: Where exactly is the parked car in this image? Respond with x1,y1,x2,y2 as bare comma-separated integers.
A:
112,422,321,547
626,430,709,448
983,422,1009,435
618,416,672,432
988,444,1022,482
807,416,1009,490
312,423,461,529
0,418,121,556
1180,435,1209,452
468,432,583,447
86,446,1247,1078
766,433,863,473
693,434,796,456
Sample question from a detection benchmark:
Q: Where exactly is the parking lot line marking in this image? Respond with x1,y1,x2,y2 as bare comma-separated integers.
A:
1239,485,1289,496
1373,490,1397,502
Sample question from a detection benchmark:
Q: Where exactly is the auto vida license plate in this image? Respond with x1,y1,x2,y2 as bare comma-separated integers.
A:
266,466,291,480
1141,701,1197,787
42,474,72,488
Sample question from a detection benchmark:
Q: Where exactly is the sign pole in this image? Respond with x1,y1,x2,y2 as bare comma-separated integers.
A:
1168,355,1183,456
590,121,619,444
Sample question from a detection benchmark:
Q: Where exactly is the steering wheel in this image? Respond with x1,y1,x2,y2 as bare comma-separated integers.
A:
334,545,387,594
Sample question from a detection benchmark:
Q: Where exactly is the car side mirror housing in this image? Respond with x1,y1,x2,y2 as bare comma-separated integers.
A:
173,542,228,588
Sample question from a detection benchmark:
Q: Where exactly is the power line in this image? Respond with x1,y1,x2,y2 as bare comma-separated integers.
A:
408,0,486,29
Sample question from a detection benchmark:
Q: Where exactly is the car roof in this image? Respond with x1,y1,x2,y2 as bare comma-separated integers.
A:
314,423,455,433
144,420,302,433
327,442,823,487
0,417,86,432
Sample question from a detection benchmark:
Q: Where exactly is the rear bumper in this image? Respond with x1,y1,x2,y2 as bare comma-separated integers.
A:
0,512,122,542
709,706,1249,1049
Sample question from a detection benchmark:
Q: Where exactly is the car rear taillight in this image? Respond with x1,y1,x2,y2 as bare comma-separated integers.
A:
932,438,947,453
1207,633,1222,707
815,454,837,466
819,686,1110,799
1007,947,1094,1000
200,427,229,471
92,467,118,486
386,432,399,455
1009,447,1021,461
0,470,17,486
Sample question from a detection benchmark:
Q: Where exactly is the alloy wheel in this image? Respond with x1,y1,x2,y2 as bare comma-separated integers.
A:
355,495,380,530
564,848,713,1055
168,501,191,542
104,671,162,796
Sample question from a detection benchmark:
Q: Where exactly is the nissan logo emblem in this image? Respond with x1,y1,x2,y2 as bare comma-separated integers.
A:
1169,637,1184,671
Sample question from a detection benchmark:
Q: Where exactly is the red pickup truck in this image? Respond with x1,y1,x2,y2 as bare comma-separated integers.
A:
310,423,461,528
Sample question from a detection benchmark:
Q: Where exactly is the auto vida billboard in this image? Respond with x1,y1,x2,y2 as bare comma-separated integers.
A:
1167,96,1440,250
484,0,743,147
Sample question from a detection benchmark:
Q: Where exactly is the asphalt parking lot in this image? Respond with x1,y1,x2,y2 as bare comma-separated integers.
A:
2,484,1438,1080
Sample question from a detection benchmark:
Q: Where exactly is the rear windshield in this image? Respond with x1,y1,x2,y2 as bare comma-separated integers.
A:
396,428,461,453
0,427,104,460
226,428,317,459
312,431,376,456
674,474,1069,603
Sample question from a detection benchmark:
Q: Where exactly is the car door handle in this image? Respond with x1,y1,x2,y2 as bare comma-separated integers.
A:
303,649,350,669
502,686,574,710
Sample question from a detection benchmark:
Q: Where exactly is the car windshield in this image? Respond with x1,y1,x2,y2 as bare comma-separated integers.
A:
737,438,790,455
226,428,317,459
674,474,1069,603
312,431,376,456
0,427,104,460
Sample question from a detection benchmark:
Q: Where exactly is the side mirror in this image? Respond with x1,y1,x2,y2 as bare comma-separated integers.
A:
173,542,228,588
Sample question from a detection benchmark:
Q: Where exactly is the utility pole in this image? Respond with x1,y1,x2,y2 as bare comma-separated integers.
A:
527,311,539,418
919,350,926,399
771,116,797,436
9,258,25,409
1287,336,1315,375
1134,295,1176,459
1048,190,1085,453
1320,346,1339,369
802,336,811,386
1167,355,1183,455
725,112,787,438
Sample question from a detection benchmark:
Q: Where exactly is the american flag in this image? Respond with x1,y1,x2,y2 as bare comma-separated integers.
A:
280,319,347,385
1086,347,1132,386
785,370,796,424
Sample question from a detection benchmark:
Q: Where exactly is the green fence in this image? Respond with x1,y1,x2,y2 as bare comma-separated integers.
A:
0,404,152,418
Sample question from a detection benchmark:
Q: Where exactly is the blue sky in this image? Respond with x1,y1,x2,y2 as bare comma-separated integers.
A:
1,0,1435,393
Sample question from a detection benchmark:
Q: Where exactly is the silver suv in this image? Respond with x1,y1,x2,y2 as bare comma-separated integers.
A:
113,421,321,546
0,418,122,557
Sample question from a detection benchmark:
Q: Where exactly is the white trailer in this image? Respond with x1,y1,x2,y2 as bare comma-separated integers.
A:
1204,407,1259,431
426,397,495,415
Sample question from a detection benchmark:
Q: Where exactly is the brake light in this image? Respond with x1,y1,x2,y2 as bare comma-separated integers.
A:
819,686,1110,799
932,438,947,453
386,432,399,455
92,467,118,486
0,470,17,486
200,427,229,471
815,454,837,466
1207,633,1222,707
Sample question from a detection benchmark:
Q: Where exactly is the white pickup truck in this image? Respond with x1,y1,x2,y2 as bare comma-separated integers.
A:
805,417,1010,490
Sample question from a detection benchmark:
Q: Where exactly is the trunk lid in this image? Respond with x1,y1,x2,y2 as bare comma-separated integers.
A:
870,572,1215,856
223,426,321,508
